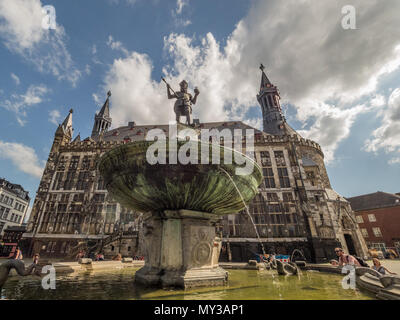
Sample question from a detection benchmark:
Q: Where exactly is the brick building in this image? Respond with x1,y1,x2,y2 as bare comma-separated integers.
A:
347,191,400,255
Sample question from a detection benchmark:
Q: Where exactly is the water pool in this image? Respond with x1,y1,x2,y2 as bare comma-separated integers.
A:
0,268,374,300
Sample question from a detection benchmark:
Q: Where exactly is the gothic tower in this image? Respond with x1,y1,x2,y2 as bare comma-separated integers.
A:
91,91,112,138
256,64,286,135
52,109,74,153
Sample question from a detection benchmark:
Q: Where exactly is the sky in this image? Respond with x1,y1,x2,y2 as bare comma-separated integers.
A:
0,0,400,219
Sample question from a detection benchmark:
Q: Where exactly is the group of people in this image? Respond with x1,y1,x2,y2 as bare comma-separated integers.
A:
331,247,397,275
75,250,105,261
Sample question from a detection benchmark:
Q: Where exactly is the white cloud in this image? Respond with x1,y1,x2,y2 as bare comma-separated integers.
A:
172,0,191,27
92,93,103,107
10,73,20,85
102,0,400,162
1,84,49,126
0,0,81,86
106,35,129,56
365,88,400,163
48,109,61,125
0,140,44,178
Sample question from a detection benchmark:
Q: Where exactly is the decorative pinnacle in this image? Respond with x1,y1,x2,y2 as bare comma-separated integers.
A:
260,63,265,72
107,90,112,98
69,108,73,113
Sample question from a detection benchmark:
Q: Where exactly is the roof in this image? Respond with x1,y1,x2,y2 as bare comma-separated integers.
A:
0,178,30,201
98,92,111,119
346,191,400,211
94,121,264,142
260,70,272,90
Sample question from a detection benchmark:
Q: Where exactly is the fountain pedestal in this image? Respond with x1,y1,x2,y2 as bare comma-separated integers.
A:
134,209,228,289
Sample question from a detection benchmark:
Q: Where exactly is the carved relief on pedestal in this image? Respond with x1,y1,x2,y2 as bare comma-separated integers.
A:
191,227,213,267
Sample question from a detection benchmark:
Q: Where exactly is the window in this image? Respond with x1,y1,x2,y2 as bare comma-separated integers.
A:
260,151,272,166
274,151,286,166
93,194,105,202
266,193,279,202
3,208,10,220
97,178,105,190
53,172,64,190
0,222,5,234
69,156,80,170
278,167,290,188
356,216,364,224
57,156,67,170
368,214,376,222
372,227,382,237
263,168,276,188
64,171,76,190
76,171,89,190
81,156,91,170
282,192,293,202
361,228,368,238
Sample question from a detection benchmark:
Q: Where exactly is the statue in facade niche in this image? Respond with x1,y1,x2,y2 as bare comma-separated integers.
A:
163,78,200,126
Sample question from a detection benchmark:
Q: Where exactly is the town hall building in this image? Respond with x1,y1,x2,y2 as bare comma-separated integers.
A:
23,67,368,262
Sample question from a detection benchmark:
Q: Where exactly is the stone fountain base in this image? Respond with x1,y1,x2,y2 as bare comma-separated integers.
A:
134,209,228,289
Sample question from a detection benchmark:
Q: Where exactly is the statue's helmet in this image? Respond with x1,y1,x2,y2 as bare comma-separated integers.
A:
179,80,188,88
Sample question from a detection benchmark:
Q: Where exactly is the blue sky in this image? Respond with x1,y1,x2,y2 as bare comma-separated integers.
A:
0,0,400,214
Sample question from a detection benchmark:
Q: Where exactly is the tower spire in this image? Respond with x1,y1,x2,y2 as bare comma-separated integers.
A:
56,108,74,138
91,91,112,138
256,64,286,135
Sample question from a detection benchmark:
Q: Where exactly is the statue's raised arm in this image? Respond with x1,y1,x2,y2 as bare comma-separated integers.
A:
162,78,200,126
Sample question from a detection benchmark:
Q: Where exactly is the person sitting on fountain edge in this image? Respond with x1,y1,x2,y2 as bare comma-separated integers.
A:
334,247,361,267
372,258,397,275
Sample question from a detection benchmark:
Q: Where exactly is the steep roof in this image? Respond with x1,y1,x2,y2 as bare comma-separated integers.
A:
98,91,111,119
347,191,400,211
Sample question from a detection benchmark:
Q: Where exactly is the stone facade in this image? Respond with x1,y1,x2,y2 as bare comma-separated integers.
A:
219,69,368,263
24,106,140,259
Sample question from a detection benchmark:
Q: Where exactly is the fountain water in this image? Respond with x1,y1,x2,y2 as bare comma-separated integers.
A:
219,167,267,258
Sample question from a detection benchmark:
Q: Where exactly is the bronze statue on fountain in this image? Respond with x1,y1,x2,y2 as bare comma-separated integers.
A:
163,78,200,126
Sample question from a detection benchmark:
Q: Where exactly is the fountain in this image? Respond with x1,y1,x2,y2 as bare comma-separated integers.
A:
98,139,262,288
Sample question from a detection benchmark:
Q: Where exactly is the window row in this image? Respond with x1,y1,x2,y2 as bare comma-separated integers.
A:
252,213,299,225
262,167,291,189
0,194,14,206
57,155,93,171
0,205,22,223
259,150,286,167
